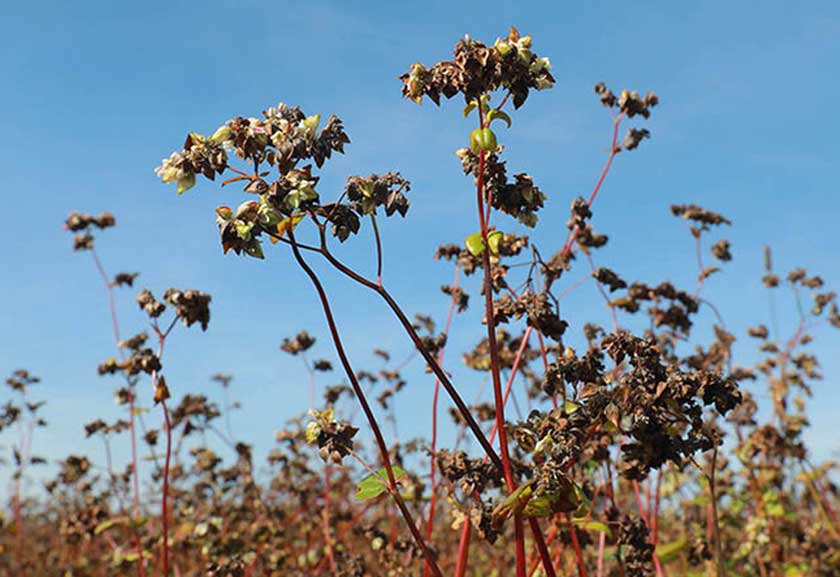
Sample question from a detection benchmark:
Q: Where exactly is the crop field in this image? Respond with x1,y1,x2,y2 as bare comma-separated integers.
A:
2,4,839,577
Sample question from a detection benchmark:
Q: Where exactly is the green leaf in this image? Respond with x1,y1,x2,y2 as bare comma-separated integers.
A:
209,126,232,144
572,518,612,537
655,538,687,564
95,515,148,535
95,516,130,535
767,502,785,517
360,197,377,215
495,39,513,56
730,497,747,515
534,434,554,455
359,181,375,198
762,490,786,517
257,202,281,227
521,494,555,518
784,566,807,577
523,491,579,518
245,241,265,260
492,483,534,529
124,550,153,562
356,466,407,500
486,109,512,128
573,483,591,517
176,173,196,195
487,230,503,256
355,478,386,501
303,114,321,131
285,191,301,210
463,100,478,117
465,232,486,257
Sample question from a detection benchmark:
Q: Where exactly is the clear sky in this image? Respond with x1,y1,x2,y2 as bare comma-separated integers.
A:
2,1,839,489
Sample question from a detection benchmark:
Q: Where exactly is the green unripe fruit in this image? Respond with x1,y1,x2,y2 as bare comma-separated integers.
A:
209,125,232,143
469,127,497,153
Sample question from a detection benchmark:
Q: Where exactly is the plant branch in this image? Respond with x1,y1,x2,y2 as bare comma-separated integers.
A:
286,228,443,577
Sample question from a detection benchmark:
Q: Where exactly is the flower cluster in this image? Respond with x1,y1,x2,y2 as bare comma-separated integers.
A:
401,27,554,108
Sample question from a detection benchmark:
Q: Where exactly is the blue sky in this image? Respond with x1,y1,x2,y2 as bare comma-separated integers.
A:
2,1,839,490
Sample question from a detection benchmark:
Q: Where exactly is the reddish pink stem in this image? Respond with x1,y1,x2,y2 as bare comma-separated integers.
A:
160,398,172,577
454,520,472,577
90,247,146,577
423,266,461,577
560,113,625,260
567,514,589,577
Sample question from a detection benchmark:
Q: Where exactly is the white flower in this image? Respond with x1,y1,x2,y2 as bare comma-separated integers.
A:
536,76,554,91
155,152,185,183
530,57,551,74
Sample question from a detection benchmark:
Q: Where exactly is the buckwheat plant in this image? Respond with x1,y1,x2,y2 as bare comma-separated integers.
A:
133,25,840,577
65,211,212,577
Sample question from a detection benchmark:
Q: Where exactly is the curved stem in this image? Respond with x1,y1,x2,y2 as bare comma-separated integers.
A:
560,113,624,260
287,229,443,577
310,226,505,474
370,214,383,286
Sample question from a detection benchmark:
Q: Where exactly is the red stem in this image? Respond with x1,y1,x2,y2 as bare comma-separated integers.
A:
90,247,146,577
160,398,173,577
477,141,526,576
652,470,662,544
633,478,664,577
475,102,556,577
423,265,461,577
528,525,557,577
312,226,505,475
153,321,177,577
560,113,624,260
567,514,589,577
632,480,648,524
454,520,472,577
490,327,532,444
287,229,443,577
323,463,337,575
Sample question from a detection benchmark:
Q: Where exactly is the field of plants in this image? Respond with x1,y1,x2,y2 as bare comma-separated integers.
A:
2,25,839,577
